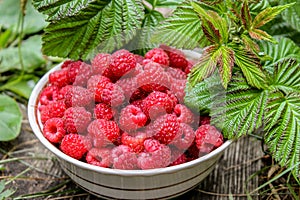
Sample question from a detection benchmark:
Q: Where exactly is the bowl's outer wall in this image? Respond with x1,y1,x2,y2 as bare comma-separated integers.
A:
59,151,221,200
28,59,232,200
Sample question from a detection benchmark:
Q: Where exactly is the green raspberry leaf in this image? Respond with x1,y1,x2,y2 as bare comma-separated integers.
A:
0,95,22,141
191,1,228,45
232,45,267,89
211,73,268,139
145,0,185,7
153,0,205,49
264,60,300,177
259,37,300,73
280,0,300,32
33,0,144,59
251,2,295,29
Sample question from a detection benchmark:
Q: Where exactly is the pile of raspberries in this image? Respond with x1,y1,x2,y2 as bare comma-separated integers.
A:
38,45,224,170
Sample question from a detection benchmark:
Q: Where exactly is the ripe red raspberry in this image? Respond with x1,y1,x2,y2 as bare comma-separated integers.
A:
136,62,171,93
39,85,60,105
144,48,170,66
64,86,93,108
119,105,147,132
143,138,161,152
111,145,138,170
186,143,200,160
174,104,196,125
169,148,187,166
199,116,211,126
60,134,92,160
57,85,73,100
91,53,111,75
121,132,147,153
195,124,224,154
60,60,72,68
137,139,171,169
86,148,112,168
150,114,180,144
109,49,137,79
87,75,111,92
94,81,124,107
40,100,66,124
115,77,138,100
63,107,92,134
170,79,187,104
160,45,188,70
43,118,66,143
165,67,187,80
67,60,92,86
171,123,195,150
94,103,115,120
87,119,120,146
49,67,69,88
142,91,176,119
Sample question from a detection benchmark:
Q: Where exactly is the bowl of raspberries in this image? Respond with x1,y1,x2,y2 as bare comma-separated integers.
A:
28,45,231,200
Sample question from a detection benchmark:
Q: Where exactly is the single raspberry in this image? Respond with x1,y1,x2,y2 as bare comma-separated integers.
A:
143,138,162,152
64,86,93,108
111,145,138,170
39,85,60,106
136,62,171,93
144,48,170,66
150,114,180,144
121,132,147,153
43,118,66,143
40,100,66,124
49,67,69,88
160,45,188,70
94,103,115,120
119,105,147,132
63,107,92,134
57,85,73,100
87,119,120,146
199,116,211,126
170,79,187,104
94,81,124,107
86,148,112,168
142,91,176,119
91,53,111,75
60,134,92,160
195,124,224,154
137,139,171,169
87,75,111,92
115,77,138,100
171,123,195,150
165,67,187,80
67,60,92,86
174,104,196,125
169,148,187,166
109,49,137,79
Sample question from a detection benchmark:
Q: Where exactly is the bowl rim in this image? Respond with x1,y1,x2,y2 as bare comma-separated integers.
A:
27,62,232,177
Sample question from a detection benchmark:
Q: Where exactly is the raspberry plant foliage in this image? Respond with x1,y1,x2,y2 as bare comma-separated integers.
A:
33,0,300,177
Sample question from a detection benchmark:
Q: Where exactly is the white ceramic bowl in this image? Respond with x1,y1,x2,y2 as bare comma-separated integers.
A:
27,63,232,200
